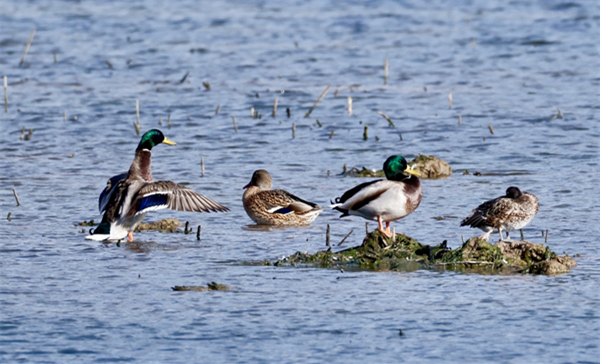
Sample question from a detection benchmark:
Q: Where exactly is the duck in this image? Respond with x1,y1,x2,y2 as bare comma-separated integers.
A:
331,155,422,238
242,169,323,226
460,186,539,241
86,129,229,242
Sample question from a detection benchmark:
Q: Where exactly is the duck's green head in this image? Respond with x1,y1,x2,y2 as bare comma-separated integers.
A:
137,129,176,151
383,155,420,181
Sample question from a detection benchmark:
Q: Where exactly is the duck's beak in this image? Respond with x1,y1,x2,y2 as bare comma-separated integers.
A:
404,164,420,176
243,183,250,189
162,137,177,145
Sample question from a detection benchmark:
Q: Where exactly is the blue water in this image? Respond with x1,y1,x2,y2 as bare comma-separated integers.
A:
1,0,599,363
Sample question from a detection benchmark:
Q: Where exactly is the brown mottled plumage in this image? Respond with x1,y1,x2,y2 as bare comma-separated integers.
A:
243,169,322,226
461,186,539,241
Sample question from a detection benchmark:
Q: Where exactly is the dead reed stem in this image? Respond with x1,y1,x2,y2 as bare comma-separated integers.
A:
337,230,354,246
3,76,7,112
19,28,36,67
384,58,389,85
304,85,330,118
13,189,21,206
347,96,352,115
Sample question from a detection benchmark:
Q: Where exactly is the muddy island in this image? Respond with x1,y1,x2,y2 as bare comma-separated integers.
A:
270,230,576,275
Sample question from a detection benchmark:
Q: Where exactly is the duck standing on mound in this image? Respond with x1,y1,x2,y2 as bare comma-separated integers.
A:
331,155,422,238
87,129,229,242
243,169,323,226
461,186,539,241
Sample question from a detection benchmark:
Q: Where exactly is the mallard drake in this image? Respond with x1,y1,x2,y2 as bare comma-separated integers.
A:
331,155,422,238
461,186,539,241
242,169,322,226
87,129,229,242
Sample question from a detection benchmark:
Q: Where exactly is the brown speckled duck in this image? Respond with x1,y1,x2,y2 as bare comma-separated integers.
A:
331,155,422,238
461,186,539,241
242,169,322,226
87,129,229,242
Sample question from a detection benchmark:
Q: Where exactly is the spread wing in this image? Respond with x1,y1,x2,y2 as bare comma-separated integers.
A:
129,181,229,216
98,172,128,213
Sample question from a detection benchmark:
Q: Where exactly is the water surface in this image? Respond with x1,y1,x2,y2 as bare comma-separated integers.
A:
1,0,599,363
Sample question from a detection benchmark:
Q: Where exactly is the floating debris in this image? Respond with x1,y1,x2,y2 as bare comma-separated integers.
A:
172,282,230,292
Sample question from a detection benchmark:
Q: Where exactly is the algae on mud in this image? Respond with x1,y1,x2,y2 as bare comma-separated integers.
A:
270,230,576,275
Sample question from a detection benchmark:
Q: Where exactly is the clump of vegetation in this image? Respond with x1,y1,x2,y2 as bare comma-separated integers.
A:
77,220,96,226
340,154,452,179
269,230,576,275
135,218,183,233
408,154,452,179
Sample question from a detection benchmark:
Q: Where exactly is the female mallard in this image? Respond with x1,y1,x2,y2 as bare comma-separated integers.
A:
87,129,229,242
242,169,322,226
331,155,422,238
461,186,539,241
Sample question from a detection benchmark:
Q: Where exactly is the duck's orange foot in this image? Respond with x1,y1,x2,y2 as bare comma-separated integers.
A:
127,232,134,242
378,228,393,238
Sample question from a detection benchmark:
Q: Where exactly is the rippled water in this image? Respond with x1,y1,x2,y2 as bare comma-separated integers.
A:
1,0,599,363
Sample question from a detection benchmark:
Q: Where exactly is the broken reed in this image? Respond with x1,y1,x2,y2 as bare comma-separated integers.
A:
304,85,330,118
201,157,205,177
347,96,352,115
13,189,21,206
232,116,238,132
19,28,36,67
134,100,141,135
377,111,395,127
384,58,389,85
273,97,278,118
3,76,7,112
